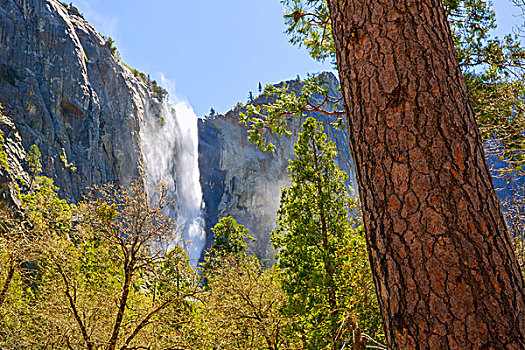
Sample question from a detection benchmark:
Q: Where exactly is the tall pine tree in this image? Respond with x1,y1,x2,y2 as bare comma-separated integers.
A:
273,117,381,349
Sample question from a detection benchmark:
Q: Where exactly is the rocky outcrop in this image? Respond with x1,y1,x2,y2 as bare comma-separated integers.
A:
0,111,30,208
198,73,357,264
0,0,164,202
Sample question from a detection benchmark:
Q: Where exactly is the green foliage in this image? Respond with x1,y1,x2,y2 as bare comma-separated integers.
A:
1,181,201,349
0,132,8,173
210,216,253,257
283,0,335,64
0,175,73,348
281,0,525,69
0,106,10,172
1,181,296,349
191,255,296,349
337,226,383,342
60,154,77,172
203,216,255,279
103,36,118,56
150,79,168,100
240,73,343,151
107,41,168,100
27,144,42,177
208,107,216,119
444,0,521,70
501,184,525,275
443,0,525,178
468,73,525,177
128,67,168,100
273,118,382,348
21,176,71,235
1,167,382,349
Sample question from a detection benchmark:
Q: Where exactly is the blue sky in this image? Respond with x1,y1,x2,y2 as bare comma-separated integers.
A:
72,0,522,117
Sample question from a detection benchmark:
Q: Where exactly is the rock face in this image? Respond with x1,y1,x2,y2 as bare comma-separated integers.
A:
0,111,31,208
0,0,164,202
198,74,358,264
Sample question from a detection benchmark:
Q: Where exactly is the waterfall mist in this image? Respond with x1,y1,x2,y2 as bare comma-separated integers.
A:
141,97,205,266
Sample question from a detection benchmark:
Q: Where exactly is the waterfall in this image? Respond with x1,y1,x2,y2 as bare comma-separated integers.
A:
141,97,205,266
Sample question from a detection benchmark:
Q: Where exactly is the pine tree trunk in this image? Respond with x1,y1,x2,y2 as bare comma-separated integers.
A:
326,0,525,348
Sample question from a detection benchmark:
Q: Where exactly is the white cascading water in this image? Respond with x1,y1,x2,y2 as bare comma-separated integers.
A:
141,96,205,266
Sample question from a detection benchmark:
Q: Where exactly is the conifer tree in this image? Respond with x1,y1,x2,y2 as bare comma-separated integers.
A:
273,117,380,349
208,107,216,119
202,216,254,279
209,216,253,258
27,144,42,178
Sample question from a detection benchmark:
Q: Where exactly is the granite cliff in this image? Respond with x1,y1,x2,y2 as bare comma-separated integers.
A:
0,0,166,203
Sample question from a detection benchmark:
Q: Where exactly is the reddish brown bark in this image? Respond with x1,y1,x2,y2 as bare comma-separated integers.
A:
326,0,525,348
